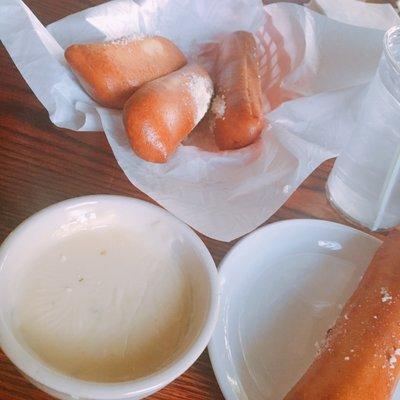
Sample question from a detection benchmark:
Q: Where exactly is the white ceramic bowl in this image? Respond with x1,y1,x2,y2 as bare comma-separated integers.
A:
0,195,219,400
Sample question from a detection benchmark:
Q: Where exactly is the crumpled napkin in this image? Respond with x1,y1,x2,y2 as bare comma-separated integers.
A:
0,0,398,241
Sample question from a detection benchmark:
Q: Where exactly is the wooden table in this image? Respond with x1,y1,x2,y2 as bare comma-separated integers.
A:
0,1,397,399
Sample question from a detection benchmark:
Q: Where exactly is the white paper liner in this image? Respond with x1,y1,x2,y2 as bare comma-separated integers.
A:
0,0,398,241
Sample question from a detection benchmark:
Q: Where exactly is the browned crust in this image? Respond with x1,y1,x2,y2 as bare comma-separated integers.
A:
211,31,264,150
123,64,212,163
65,36,187,109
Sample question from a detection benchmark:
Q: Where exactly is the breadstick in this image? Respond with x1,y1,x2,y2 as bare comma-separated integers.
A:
65,35,186,109
210,31,264,150
284,230,400,400
123,64,213,163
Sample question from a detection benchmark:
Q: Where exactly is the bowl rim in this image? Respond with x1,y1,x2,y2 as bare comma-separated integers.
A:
0,195,220,399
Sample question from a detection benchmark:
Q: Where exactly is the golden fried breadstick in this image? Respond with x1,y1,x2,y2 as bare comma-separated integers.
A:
210,31,264,150
65,35,186,109
123,64,213,163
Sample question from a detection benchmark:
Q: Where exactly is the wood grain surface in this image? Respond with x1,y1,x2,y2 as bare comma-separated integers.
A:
0,1,397,399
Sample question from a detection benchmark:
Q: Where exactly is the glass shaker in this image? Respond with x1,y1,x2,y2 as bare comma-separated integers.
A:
326,25,400,231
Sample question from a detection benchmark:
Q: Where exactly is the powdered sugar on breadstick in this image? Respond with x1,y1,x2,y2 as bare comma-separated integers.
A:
187,74,213,124
109,33,148,45
381,287,393,303
211,94,226,119
142,123,167,158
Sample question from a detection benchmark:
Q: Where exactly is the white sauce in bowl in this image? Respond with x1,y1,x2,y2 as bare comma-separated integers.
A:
12,224,193,383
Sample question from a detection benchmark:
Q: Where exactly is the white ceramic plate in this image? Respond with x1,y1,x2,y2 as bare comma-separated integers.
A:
209,219,384,400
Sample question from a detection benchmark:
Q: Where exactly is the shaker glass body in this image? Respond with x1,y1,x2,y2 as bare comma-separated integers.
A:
327,26,400,231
